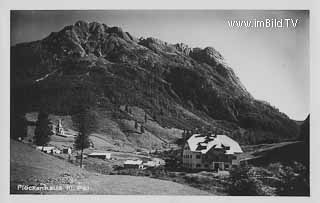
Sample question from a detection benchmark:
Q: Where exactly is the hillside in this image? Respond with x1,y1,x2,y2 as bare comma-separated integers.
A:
11,20,299,151
10,140,210,195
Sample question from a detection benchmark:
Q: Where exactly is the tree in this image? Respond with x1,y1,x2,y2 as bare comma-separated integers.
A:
144,113,147,123
140,125,145,133
73,108,98,168
134,120,138,129
152,112,156,121
227,166,268,196
275,162,309,196
11,114,27,141
160,108,164,115
34,111,52,146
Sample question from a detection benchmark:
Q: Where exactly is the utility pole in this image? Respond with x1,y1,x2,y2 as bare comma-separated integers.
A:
80,132,84,168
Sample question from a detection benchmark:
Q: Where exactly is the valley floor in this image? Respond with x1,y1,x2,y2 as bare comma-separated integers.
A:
10,140,210,195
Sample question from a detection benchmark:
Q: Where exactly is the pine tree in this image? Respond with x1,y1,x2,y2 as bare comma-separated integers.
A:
144,113,147,123
34,111,52,146
134,121,138,129
73,108,98,168
140,125,145,134
74,132,91,150
12,114,27,141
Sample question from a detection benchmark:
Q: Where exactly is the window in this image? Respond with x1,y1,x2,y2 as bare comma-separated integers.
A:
202,155,207,161
196,154,201,159
214,163,219,170
204,164,209,168
196,164,201,168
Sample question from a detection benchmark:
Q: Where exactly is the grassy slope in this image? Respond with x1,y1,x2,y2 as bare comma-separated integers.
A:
10,140,210,195
25,106,183,153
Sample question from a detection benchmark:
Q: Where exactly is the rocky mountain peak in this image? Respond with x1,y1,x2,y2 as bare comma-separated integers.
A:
190,46,224,66
11,20,299,146
74,20,90,32
138,37,177,54
174,43,191,56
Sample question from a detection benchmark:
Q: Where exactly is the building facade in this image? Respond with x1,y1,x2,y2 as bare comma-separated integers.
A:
88,152,111,159
55,119,65,136
182,133,243,171
124,160,145,169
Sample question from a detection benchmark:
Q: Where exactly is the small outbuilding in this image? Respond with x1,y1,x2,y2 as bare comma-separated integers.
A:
124,160,144,169
62,147,72,154
87,152,111,160
143,161,157,168
36,146,60,154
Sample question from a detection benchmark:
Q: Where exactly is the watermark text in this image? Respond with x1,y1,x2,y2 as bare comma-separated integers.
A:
228,18,299,28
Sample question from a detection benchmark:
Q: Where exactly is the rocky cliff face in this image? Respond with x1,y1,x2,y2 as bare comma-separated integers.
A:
11,20,299,150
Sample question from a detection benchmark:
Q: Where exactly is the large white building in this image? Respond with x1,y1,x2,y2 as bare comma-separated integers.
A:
182,133,243,171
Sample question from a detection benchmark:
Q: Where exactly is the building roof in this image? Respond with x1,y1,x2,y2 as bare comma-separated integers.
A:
36,146,55,150
88,152,111,156
143,161,157,167
187,134,243,154
124,160,143,165
152,158,165,164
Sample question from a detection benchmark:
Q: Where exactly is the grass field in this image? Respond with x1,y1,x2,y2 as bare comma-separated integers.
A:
10,140,210,195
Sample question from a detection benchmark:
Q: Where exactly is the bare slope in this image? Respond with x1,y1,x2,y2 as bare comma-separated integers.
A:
10,140,210,195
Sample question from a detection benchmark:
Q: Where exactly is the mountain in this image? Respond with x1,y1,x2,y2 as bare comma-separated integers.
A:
299,115,310,143
11,20,299,151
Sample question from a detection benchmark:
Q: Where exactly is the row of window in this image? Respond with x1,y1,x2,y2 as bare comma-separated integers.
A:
183,161,233,169
196,164,209,168
183,163,210,168
183,154,202,159
183,163,192,168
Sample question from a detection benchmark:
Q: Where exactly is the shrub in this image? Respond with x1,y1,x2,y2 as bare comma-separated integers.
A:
273,162,309,196
227,166,271,196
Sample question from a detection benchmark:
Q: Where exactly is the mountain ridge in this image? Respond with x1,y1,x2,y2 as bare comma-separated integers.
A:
11,20,299,150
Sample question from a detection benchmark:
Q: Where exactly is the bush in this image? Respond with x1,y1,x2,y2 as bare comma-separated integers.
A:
227,166,272,196
272,162,309,196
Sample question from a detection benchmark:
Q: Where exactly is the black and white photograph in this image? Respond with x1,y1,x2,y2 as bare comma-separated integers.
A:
9,9,311,196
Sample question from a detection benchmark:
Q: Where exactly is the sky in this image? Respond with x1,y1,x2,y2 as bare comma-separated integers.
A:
11,10,309,120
